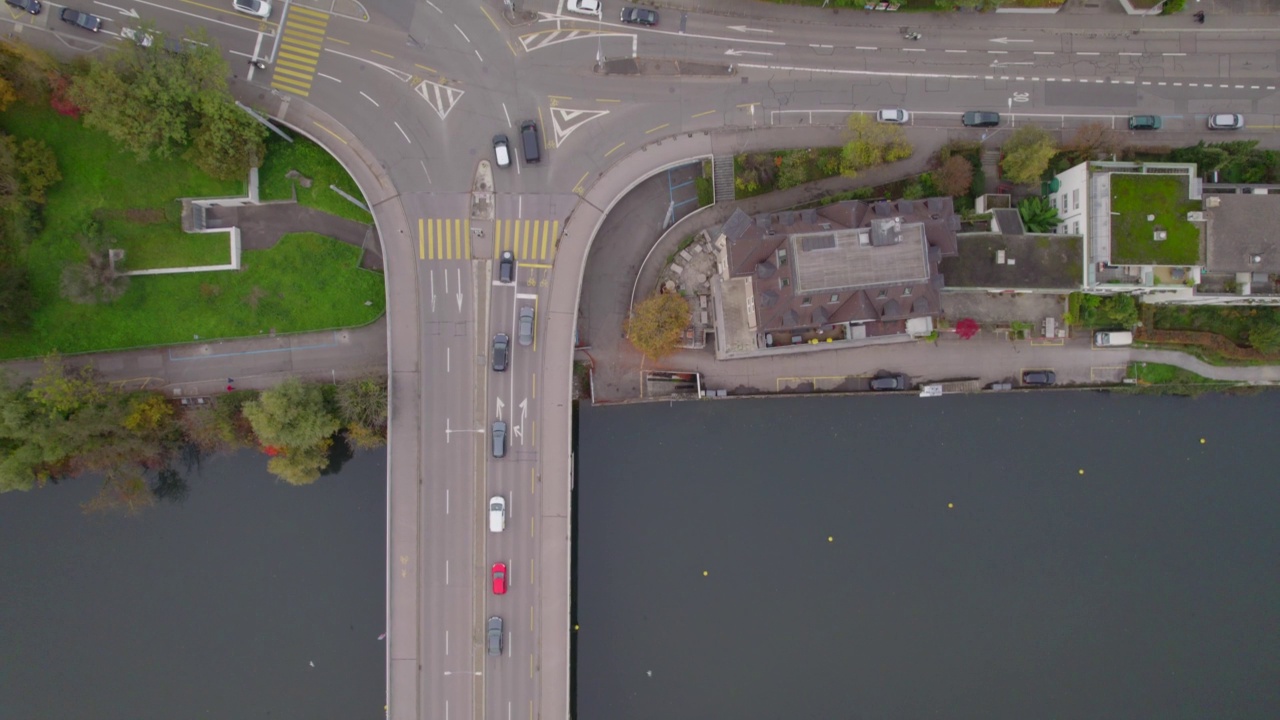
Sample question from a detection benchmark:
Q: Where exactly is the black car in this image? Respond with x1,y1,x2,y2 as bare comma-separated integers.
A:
5,0,42,15
1021,370,1056,386
59,8,103,31
1128,115,1162,131
870,373,909,391
492,333,510,372
961,111,1000,128
498,250,515,283
620,7,657,25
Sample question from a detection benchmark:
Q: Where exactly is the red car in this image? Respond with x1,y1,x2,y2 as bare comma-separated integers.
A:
491,562,507,595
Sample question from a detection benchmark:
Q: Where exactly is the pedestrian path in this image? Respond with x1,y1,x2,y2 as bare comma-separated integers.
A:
493,219,559,263
271,6,330,98
420,217,471,260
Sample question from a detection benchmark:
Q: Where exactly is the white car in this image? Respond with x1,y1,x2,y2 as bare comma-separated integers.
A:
233,0,271,19
566,0,601,16
489,496,506,533
1207,113,1244,130
875,109,910,124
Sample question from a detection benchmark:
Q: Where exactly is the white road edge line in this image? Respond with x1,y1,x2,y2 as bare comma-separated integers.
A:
360,91,379,107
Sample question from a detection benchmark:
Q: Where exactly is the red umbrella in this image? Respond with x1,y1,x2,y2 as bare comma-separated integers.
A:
956,318,979,339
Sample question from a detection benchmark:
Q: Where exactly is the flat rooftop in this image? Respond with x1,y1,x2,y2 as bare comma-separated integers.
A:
791,224,930,294
1109,174,1202,266
942,233,1084,289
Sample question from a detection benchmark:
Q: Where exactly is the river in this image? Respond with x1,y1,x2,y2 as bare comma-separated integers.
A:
0,449,387,720
575,392,1280,720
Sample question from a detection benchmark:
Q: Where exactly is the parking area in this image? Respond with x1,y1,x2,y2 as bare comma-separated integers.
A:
941,292,1067,327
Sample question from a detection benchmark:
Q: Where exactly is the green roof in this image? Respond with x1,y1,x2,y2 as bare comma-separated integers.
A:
1109,174,1202,266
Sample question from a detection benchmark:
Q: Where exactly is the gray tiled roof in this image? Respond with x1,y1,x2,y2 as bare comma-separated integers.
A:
1204,194,1280,273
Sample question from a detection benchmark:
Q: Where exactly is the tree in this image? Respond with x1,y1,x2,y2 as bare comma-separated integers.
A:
242,377,341,450
1000,125,1058,185
1247,318,1280,354
0,263,37,331
1066,123,1125,163
267,439,332,486
934,154,973,197
955,318,980,339
842,114,913,177
335,375,388,432
1018,196,1062,233
187,99,266,181
28,354,107,420
60,232,129,305
0,77,17,113
625,291,691,361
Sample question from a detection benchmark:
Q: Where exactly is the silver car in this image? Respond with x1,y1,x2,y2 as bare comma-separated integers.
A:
875,109,909,124
487,616,503,656
1207,113,1244,130
518,306,535,347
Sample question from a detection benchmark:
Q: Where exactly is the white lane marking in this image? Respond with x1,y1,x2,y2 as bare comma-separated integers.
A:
360,91,379,107
426,0,440,12
421,160,433,184
394,121,412,144
430,270,437,314
445,630,449,655
446,347,451,373
317,72,341,83
475,49,484,62
446,488,450,514
445,560,449,585
454,24,470,43
502,102,512,128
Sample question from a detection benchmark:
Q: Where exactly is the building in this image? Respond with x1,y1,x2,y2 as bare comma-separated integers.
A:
711,198,959,356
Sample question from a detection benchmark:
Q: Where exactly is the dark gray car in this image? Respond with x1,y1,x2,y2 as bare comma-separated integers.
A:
870,373,909,391
487,616,503,656
1022,370,1056,386
492,333,509,372
961,111,1000,128
498,251,514,283
492,421,507,459
517,306,534,347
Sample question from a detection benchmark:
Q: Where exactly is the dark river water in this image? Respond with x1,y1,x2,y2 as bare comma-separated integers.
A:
0,449,387,720
575,393,1280,720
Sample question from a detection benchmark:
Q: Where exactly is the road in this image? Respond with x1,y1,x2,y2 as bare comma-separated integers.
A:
11,1,1280,719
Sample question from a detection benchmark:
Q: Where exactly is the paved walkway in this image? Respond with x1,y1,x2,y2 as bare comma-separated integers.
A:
207,203,382,270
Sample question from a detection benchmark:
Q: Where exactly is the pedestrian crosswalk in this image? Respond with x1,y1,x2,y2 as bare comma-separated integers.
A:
417,218,561,262
493,219,559,262
271,6,329,98
420,218,472,260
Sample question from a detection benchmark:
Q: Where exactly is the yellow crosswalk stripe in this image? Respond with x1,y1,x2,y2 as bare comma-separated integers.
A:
270,9,329,97
489,219,559,262
422,218,472,260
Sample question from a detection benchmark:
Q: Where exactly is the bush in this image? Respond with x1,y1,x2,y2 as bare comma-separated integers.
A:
1161,0,1186,14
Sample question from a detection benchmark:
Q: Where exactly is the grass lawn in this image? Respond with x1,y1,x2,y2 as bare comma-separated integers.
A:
258,132,374,224
1125,362,1244,396
1,232,385,359
1109,174,1201,265
1151,305,1280,346
112,221,232,271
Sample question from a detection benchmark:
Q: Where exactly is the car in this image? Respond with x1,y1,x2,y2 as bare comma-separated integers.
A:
961,111,1001,128
492,562,507,595
870,373,909,391
492,134,510,168
492,333,510,372
492,420,507,458
1128,115,1162,131
1094,330,1133,347
232,0,272,19
489,496,506,533
875,109,910,124
517,306,534,347
487,616,503,655
59,8,103,31
566,0,601,16
5,0,42,16
1207,113,1244,130
1021,370,1056,386
620,7,657,25
498,251,515,283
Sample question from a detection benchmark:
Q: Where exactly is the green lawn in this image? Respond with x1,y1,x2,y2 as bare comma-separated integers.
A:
1109,174,1202,265
1126,362,1244,396
1152,305,1280,347
2,233,385,359
112,221,233,271
258,132,374,224
0,104,383,359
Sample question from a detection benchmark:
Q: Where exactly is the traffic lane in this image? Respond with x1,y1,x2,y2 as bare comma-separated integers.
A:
483,469,539,720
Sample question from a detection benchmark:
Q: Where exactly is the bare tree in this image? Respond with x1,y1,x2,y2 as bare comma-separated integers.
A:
60,233,129,305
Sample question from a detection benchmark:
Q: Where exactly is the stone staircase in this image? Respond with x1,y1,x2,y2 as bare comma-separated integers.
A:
712,155,735,204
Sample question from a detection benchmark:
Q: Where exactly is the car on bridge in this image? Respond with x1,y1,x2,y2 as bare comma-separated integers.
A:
492,562,507,595
492,421,507,458
59,8,102,31
487,616,503,655
492,333,510,371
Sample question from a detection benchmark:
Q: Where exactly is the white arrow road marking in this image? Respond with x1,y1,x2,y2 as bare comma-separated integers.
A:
727,25,773,34
94,1,139,17
496,397,504,422
456,268,463,312
991,37,1034,44
429,271,437,314
725,49,774,57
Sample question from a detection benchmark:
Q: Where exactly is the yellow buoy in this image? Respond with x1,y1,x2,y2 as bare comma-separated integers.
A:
947,502,954,509
1079,469,1085,475
702,570,708,576
828,536,833,542
1200,438,1206,444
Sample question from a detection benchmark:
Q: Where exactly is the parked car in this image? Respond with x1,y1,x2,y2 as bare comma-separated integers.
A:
870,373,909,391
566,0,600,16
1021,370,1056,386
492,562,507,595
1207,113,1244,130
1094,331,1133,347
876,109,910,124
5,0,42,16
961,111,1000,128
517,306,535,347
489,496,506,533
1128,115,1162,130
492,333,510,372
498,251,515,283
487,616,503,655
492,134,511,168
59,8,103,31
620,7,657,25
232,0,272,19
